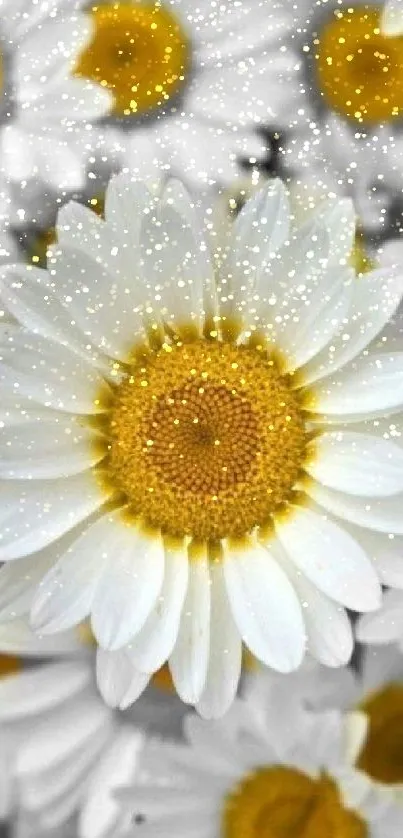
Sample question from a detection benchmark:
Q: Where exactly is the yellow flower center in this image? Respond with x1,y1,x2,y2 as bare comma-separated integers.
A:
0,654,21,678
223,767,367,838
357,683,403,784
97,337,309,542
314,4,403,124
75,2,190,117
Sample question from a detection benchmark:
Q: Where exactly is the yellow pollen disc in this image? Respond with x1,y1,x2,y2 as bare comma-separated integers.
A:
357,683,403,783
222,766,367,838
0,654,21,678
314,5,403,124
97,338,308,542
75,2,190,117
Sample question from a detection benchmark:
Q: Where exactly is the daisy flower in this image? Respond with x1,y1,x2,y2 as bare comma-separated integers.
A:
1,172,403,718
72,0,287,187
319,644,403,799
0,618,186,838
116,683,403,838
275,0,403,232
0,0,111,193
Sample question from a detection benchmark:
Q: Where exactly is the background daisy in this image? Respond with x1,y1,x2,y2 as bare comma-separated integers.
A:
268,0,403,234
0,0,111,197
0,619,187,838
72,0,288,187
116,682,402,837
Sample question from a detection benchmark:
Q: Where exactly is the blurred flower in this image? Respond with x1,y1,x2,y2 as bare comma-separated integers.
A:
2,173,403,716
117,679,402,837
74,0,283,187
276,0,403,232
357,588,403,653
0,0,111,194
0,619,186,838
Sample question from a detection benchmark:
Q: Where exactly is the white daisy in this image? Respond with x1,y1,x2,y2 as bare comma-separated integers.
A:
0,618,186,838
2,172,403,718
0,0,111,193
272,0,403,232
71,0,287,187
116,683,402,838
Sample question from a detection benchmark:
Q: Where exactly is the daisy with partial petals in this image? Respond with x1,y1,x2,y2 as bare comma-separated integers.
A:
0,0,111,194
2,173,403,718
274,0,403,232
72,0,286,186
116,683,402,838
0,619,186,838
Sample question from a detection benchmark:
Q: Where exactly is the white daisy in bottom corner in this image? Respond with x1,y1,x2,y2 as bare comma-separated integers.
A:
0,618,186,838
2,173,403,716
116,684,403,838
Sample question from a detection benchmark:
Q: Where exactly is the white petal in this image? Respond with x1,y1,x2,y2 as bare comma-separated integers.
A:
79,726,144,838
0,660,91,722
196,558,242,720
118,668,151,710
301,267,403,385
307,431,403,497
48,243,147,361
0,471,105,560
0,545,56,621
307,481,403,534
30,514,118,634
276,551,353,667
16,694,112,775
96,647,137,709
275,505,381,611
104,172,154,241
169,547,210,704
127,543,189,673
310,352,403,418
381,0,403,35
0,413,104,479
0,329,109,414
40,77,112,121
0,263,106,364
309,198,356,267
0,619,83,657
230,179,290,291
356,589,403,644
223,539,305,672
91,519,164,651
139,201,210,333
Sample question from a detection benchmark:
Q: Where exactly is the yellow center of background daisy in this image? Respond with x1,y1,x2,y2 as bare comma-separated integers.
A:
0,654,21,678
223,766,367,838
75,2,190,117
314,5,403,124
357,683,403,783
99,338,308,541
